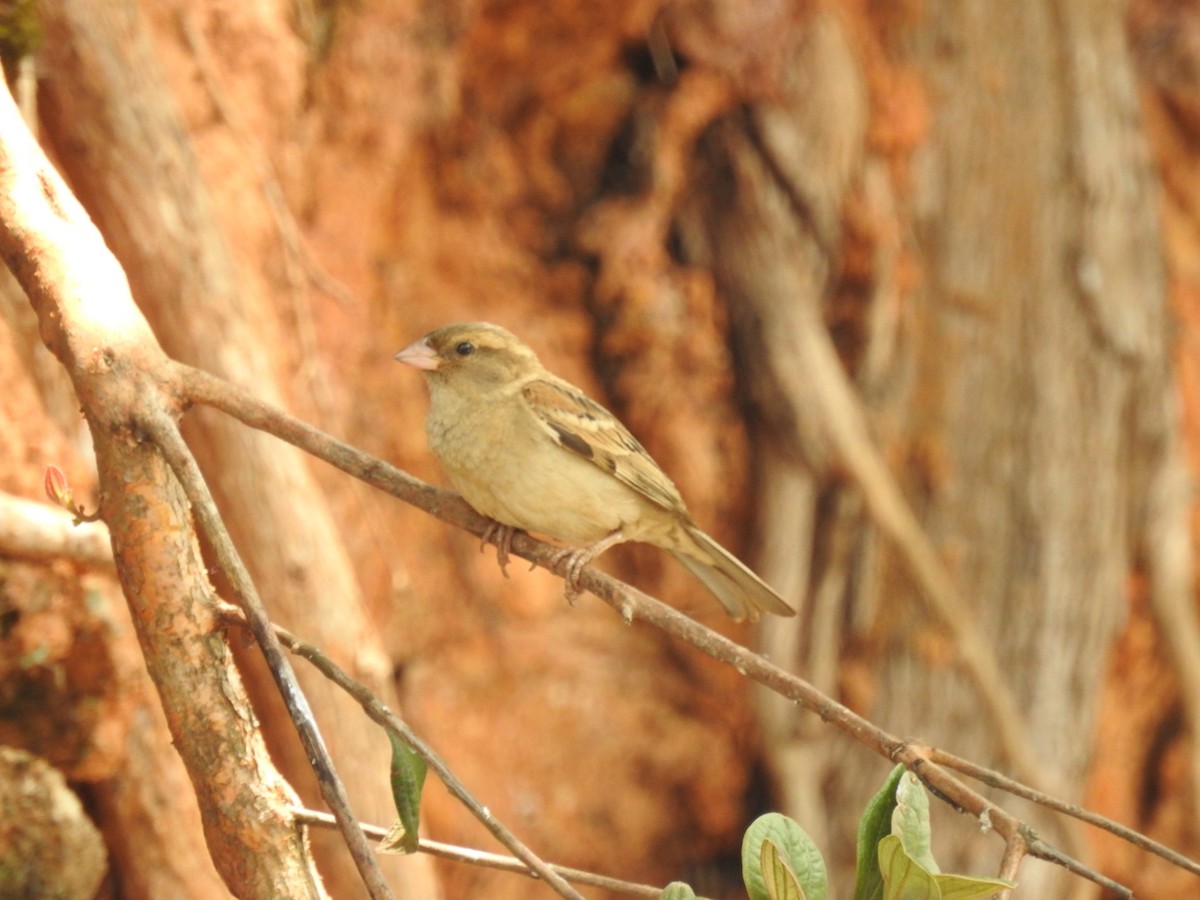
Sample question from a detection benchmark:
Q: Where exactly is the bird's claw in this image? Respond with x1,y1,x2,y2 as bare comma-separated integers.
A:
548,546,592,606
545,529,626,608
480,520,516,577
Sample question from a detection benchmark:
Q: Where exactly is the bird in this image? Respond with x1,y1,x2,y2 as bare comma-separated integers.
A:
394,322,796,621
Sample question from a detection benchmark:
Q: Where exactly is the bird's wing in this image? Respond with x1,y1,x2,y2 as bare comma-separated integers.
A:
520,377,686,513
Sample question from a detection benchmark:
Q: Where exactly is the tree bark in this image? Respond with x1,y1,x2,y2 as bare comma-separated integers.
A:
0,70,325,896
684,0,1196,894
872,4,1186,893
36,2,439,896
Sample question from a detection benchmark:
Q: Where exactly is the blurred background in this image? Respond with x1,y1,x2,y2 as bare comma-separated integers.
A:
1,0,1199,897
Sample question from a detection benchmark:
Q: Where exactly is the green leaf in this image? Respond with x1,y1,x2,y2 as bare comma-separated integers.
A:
384,730,427,854
760,838,807,900
934,873,1016,899
891,772,938,873
659,882,698,900
743,813,827,900
878,835,941,900
854,764,906,900
877,835,1015,900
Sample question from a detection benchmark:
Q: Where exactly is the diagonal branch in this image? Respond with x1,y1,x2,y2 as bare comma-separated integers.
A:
930,746,1200,879
141,407,394,900
0,69,330,898
177,359,1200,896
217,606,587,900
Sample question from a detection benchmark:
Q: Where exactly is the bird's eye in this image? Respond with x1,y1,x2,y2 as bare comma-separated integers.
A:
455,341,475,357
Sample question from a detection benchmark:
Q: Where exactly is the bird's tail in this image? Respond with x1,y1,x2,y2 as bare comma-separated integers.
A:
671,526,796,621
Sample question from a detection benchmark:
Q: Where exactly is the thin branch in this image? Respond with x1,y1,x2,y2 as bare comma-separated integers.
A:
176,360,1196,896
293,808,671,899
141,407,394,900
996,834,1026,896
1024,839,1132,898
929,746,1200,878
217,605,585,900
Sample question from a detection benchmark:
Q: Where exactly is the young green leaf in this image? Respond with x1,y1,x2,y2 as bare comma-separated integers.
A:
877,835,941,900
935,873,1017,900
854,764,906,900
743,813,828,900
878,834,1015,900
760,837,807,900
385,730,427,854
891,772,938,873
659,882,699,900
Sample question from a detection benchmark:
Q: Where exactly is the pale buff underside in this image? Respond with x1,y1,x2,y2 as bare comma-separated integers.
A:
425,373,690,549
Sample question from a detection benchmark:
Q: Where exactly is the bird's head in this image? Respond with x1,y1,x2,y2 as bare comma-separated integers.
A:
394,322,540,392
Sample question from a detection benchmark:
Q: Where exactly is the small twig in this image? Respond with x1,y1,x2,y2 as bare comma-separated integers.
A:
42,464,103,524
996,833,1027,899
217,606,584,900
1025,838,1133,898
142,408,394,900
0,491,113,569
292,808,669,898
930,746,1200,878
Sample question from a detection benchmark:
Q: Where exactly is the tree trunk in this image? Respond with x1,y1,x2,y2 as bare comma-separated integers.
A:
865,3,1184,893
35,1,438,896
682,1,1196,895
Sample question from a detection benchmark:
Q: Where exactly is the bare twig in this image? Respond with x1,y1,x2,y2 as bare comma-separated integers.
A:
219,607,585,900
293,808,670,898
143,409,394,900
1024,841,1132,898
0,491,113,568
176,360,1194,896
930,746,1200,879
997,834,1027,895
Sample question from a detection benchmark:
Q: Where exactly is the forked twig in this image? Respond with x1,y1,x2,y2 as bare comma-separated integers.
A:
930,746,1200,878
142,407,395,900
216,606,586,900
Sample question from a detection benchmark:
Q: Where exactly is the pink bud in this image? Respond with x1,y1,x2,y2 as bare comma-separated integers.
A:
44,465,72,508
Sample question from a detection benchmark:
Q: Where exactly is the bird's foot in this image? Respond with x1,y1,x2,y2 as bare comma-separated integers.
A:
546,546,593,605
546,529,626,606
546,547,587,604
480,520,518,577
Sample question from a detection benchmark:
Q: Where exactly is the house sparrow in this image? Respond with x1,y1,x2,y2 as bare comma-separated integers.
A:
395,322,796,621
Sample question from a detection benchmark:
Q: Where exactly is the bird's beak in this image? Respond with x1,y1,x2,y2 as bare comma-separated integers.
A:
394,338,440,371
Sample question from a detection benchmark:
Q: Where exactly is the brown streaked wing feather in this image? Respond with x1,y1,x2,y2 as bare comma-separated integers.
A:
521,378,686,513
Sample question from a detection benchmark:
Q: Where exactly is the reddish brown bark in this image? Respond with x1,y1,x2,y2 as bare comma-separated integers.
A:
0,65,324,896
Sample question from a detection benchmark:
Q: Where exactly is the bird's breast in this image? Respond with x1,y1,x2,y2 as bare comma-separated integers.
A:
425,388,650,544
